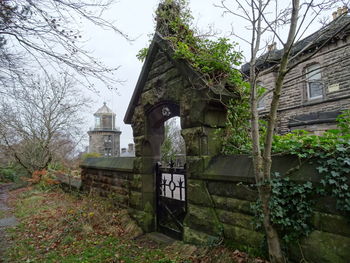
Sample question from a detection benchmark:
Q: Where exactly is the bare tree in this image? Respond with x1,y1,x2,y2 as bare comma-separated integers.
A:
0,72,90,174
0,0,128,89
216,0,350,262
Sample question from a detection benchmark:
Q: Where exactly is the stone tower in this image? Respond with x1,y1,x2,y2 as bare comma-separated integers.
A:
88,103,121,157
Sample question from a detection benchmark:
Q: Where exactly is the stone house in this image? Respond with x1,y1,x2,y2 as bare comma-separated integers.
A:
245,8,350,135
88,103,121,157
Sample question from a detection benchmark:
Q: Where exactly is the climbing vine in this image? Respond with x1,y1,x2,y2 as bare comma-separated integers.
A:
137,0,246,91
251,173,315,243
251,110,350,244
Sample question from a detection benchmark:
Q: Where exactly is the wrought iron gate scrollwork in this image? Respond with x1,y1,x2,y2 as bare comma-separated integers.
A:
155,161,187,240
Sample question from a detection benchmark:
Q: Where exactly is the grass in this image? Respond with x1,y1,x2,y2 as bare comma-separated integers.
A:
3,186,268,263
0,210,7,219
4,187,192,263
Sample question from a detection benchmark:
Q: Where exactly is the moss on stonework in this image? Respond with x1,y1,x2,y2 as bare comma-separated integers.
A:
181,127,204,156
128,202,155,233
222,223,264,248
289,230,350,263
130,174,142,190
186,157,205,178
184,204,222,236
212,195,252,215
129,191,142,210
312,212,350,238
216,209,254,231
183,226,220,245
187,179,212,206
141,89,158,108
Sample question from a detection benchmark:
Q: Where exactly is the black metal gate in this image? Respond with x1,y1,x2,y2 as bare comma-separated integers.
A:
155,161,187,240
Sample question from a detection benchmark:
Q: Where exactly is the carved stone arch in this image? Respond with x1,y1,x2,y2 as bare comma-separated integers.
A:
145,101,180,160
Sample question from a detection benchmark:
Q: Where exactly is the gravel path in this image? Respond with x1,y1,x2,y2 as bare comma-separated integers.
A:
0,184,18,262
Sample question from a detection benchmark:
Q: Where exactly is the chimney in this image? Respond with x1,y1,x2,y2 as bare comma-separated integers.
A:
337,7,343,17
342,6,348,14
268,42,277,51
332,11,338,20
121,148,126,154
128,143,134,153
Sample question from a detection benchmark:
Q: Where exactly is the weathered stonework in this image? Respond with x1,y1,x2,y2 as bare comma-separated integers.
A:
80,157,134,208
251,27,350,134
79,14,350,262
88,103,121,157
122,32,230,234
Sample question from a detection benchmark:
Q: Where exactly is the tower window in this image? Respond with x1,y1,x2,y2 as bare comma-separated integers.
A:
104,135,112,142
95,116,101,128
104,148,112,156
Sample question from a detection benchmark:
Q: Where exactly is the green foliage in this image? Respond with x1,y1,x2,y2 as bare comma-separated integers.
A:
81,152,101,160
220,97,251,154
270,174,314,243
5,188,193,263
272,123,350,212
252,174,315,244
251,111,350,244
136,47,148,62
336,109,350,134
0,164,28,183
47,162,65,171
138,0,245,90
220,88,267,154
0,166,17,182
172,38,244,87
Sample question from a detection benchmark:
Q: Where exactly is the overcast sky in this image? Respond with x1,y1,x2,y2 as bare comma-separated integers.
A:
80,0,335,150
81,0,234,149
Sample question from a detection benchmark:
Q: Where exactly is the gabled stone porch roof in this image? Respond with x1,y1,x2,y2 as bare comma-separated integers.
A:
124,32,235,124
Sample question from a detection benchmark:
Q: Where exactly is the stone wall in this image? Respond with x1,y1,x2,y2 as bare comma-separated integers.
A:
80,154,350,262
80,157,139,207
183,155,350,263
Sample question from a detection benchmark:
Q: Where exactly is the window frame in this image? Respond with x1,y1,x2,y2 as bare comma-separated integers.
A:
305,63,323,101
95,116,101,128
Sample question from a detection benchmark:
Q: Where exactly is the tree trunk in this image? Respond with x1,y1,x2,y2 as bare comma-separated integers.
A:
260,184,285,262
248,1,286,261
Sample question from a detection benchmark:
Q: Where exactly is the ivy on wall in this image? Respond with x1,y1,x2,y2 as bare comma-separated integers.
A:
251,110,350,244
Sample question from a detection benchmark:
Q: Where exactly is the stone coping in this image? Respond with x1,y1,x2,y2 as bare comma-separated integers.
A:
203,154,322,183
80,157,135,172
56,174,82,189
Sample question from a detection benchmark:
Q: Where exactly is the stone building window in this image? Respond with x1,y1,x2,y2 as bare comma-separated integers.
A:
306,63,323,100
104,135,112,142
104,148,112,156
95,116,101,128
